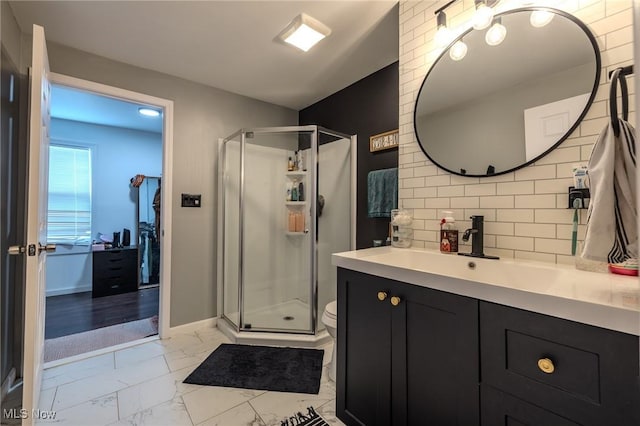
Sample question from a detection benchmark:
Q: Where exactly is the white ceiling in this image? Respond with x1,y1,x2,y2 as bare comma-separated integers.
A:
10,0,400,111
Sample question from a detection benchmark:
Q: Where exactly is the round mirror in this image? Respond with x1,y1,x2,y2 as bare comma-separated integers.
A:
414,8,600,177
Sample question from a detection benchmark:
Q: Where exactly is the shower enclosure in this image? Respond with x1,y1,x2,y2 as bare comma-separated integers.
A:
218,126,355,340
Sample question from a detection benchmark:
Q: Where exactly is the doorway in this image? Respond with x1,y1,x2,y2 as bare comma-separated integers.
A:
43,74,173,362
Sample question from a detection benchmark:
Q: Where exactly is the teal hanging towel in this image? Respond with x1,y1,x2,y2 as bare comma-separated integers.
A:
367,168,398,218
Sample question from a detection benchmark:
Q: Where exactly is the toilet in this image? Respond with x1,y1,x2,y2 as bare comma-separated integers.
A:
321,300,338,381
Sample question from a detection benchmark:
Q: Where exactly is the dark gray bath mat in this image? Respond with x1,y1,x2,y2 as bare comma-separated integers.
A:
183,343,324,394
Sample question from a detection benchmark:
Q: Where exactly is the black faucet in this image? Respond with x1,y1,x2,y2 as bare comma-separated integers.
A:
458,215,499,260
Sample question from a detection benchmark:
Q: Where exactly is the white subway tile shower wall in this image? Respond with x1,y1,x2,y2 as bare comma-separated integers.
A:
399,0,633,263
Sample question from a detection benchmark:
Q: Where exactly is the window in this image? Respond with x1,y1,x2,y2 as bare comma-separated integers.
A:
47,144,92,245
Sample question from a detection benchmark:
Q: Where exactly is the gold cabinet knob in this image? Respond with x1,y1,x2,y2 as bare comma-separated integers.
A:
390,296,401,306
377,291,388,301
538,358,555,374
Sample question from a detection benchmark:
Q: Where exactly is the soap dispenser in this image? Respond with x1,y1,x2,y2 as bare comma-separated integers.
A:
440,211,458,253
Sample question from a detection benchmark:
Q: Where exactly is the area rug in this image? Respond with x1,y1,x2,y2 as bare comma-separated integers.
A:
183,343,324,394
281,406,329,426
44,316,158,362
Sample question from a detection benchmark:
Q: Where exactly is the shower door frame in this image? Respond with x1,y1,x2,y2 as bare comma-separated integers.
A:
218,125,355,335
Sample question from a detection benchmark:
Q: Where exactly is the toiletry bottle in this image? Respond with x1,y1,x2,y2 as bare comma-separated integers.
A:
286,182,292,201
298,181,304,201
293,151,299,171
291,181,298,201
288,156,294,171
440,211,458,253
288,211,296,232
295,211,304,232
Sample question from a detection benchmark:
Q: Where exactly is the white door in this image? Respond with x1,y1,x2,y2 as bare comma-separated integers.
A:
523,93,590,162
22,24,53,424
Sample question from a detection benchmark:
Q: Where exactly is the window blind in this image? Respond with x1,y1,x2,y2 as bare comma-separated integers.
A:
47,144,92,244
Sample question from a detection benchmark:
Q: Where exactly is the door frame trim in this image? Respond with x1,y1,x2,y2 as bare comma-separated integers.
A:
48,72,174,338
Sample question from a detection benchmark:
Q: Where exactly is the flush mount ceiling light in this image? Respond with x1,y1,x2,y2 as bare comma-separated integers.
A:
449,39,468,61
530,10,554,28
277,13,331,52
138,107,161,117
472,0,496,30
485,17,507,46
434,11,453,48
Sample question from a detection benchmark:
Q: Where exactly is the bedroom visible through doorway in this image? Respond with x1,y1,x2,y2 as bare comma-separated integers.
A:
44,84,163,362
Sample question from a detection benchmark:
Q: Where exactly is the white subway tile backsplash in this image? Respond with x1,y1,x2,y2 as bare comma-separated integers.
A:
398,0,631,264
414,187,438,198
514,165,556,181
497,236,534,251
496,209,534,223
535,238,572,255
497,181,534,195
480,196,514,209
534,178,576,194
515,223,556,239
465,183,496,197
535,209,574,224
451,197,480,209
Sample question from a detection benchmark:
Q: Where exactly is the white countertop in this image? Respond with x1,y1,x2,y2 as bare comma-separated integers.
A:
332,247,640,336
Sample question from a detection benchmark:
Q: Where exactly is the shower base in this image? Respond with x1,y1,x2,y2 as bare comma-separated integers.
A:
218,299,330,348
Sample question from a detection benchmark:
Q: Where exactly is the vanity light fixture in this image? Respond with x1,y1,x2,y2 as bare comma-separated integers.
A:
485,17,507,46
277,13,331,52
449,39,468,61
530,10,554,28
472,0,496,30
138,107,161,117
434,11,453,48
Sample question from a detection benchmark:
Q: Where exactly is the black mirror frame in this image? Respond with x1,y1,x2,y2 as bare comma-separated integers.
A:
412,7,602,178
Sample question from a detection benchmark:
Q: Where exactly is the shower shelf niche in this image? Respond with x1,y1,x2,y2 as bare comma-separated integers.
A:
286,201,306,206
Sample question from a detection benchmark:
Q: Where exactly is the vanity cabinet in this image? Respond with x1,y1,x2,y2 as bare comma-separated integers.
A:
480,301,639,426
336,268,479,426
337,268,640,426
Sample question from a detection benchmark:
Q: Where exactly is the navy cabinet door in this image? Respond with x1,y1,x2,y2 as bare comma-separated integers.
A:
337,268,480,426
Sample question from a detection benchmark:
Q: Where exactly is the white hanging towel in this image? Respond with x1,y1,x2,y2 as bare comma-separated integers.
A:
581,119,637,263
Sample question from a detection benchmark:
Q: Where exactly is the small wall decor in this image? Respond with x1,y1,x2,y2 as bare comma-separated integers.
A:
369,129,399,152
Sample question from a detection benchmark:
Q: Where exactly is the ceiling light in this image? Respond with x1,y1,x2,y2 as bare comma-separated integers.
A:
485,17,507,46
139,107,161,117
449,40,468,61
278,13,331,52
530,10,554,28
434,11,453,48
472,0,494,30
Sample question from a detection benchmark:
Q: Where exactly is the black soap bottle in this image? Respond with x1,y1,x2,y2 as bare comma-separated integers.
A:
298,181,304,201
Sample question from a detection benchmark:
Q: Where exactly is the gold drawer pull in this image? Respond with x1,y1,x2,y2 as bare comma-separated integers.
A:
390,296,402,306
377,291,388,301
538,358,555,374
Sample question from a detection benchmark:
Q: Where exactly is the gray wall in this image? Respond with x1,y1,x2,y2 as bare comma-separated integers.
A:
37,41,297,326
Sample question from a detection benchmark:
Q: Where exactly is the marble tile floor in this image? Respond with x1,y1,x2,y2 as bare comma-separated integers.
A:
36,325,344,426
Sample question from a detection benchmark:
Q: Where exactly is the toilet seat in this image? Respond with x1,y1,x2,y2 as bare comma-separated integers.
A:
322,300,337,329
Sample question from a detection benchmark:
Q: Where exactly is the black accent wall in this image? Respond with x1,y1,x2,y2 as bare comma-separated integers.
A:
299,62,399,249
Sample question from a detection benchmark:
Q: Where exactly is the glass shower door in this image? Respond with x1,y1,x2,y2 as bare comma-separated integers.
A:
241,130,314,333
316,130,353,330
221,135,241,328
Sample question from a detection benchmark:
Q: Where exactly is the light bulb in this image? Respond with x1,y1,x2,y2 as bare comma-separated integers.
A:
435,25,453,48
449,40,468,61
485,20,507,46
530,10,554,28
472,3,494,30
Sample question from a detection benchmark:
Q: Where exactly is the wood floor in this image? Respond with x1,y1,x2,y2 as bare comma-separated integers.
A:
45,287,159,339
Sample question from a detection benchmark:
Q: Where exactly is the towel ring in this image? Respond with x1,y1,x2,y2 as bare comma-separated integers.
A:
609,67,629,138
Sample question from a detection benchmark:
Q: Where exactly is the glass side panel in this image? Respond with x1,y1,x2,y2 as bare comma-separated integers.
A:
222,138,241,328
317,132,352,331
241,131,313,333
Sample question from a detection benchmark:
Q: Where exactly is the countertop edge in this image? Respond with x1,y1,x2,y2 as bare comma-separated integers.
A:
333,251,640,336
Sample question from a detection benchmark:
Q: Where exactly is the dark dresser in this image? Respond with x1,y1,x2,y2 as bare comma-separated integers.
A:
92,247,138,298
